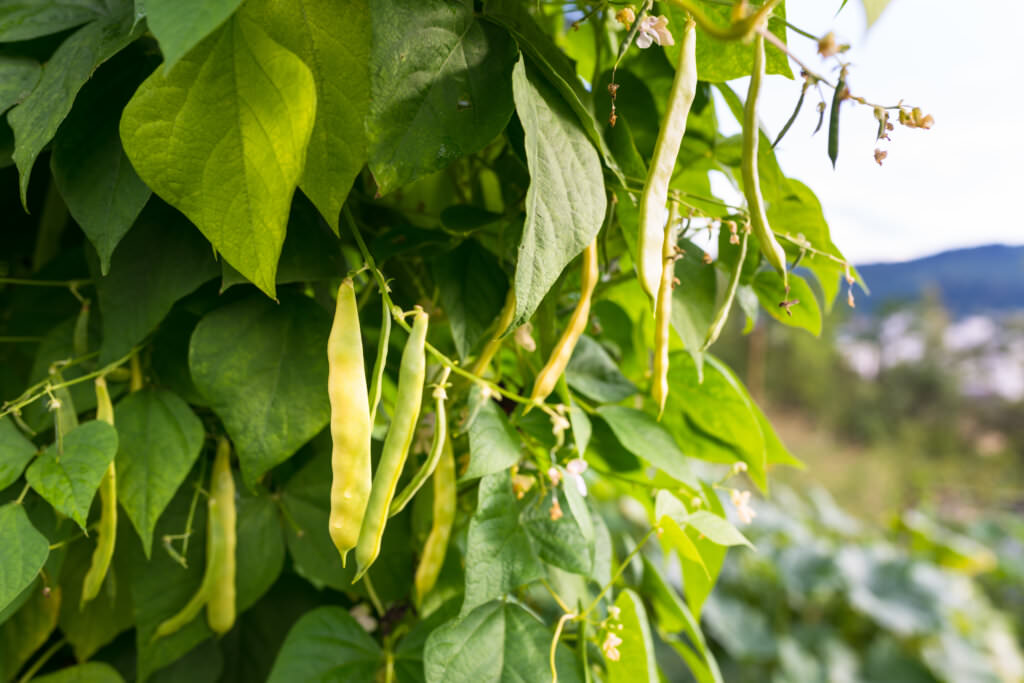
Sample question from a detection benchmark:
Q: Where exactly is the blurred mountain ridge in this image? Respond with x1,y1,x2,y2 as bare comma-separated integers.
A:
854,244,1024,317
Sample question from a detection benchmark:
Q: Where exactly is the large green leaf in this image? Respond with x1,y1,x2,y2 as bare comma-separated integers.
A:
33,663,126,683
245,0,369,230
58,527,134,660
8,0,140,206
0,416,36,491
433,241,509,361
606,589,658,683
425,600,583,683
522,487,593,576
462,471,544,614
670,238,718,374
596,405,697,488
462,386,522,481
565,335,637,404
189,294,331,488
25,421,118,530
366,0,517,194
51,49,154,275
120,15,316,296
752,270,822,336
0,504,49,614
0,0,105,41
665,352,766,488
114,388,205,556
510,57,606,329
267,606,382,683
96,201,219,365
144,0,245,71
0,56,40,114
0,580,61,680
661,1,792,83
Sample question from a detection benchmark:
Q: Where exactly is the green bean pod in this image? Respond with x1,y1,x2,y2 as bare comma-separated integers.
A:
469,288,516,378
368,291,391,427
652,205,679,420
353,308,428,581
153,437,236,640
702,230,748,350
413,433,455,608
327,278,373,566
389,365,451,517
636,17,697,300
205,437,236,634
742,33,788,288
529,239,599,407
81,376,117,608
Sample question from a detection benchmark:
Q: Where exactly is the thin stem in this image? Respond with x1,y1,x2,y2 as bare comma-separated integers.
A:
179,457,207,561
363,573,385,617
0,337,44,343
550,612,576,683
582,527,659,617
540,578,573,614
15,482,31,505
0,277,92,288
17,637,67,683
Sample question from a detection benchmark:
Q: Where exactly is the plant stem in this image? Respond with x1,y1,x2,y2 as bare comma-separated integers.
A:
582,527,659,617
17,637,67,683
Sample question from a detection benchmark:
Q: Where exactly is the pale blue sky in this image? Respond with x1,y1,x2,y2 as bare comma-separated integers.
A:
717,0,1024,263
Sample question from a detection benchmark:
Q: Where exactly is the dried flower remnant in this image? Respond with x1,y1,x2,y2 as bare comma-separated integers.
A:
874,148,888,166
635,15,674,48
514,323,536,352
350,604,378,632
549,498,563,521
615,6,636,29
512,473,534,499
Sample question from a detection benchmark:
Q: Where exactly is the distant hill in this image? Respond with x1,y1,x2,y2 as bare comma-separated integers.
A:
853,244,1024,317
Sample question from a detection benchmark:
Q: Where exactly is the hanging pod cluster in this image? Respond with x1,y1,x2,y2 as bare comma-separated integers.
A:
325,277,453,599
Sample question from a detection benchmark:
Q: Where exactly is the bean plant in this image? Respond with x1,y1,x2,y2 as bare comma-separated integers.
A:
0,0,934,681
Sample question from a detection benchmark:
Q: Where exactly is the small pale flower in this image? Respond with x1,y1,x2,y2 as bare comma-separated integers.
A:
732,461,748,474
551,412,571,438
547,466,562,487
479,383,493,401
350,604,378,632
730,489,757,525
635,15,674,49
602,632,623,661
565,458,588,497
514,323,536,352
607,605,621,620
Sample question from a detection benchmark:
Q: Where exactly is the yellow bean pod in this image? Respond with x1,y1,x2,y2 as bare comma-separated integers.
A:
327,278,373,567
81,376,117,608
652,205,679,420
413,434,455,609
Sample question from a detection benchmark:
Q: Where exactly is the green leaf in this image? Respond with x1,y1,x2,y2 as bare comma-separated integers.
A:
267,606,382,683
656,492,709,577
96,201,219,365
144,0,245,71
641,556,723,683
0,504,49,614
565,335,637,404
425,600,583,683
661,1,792,83
0,416,36,492
51,48,154,275
606,589,658,683
670,238,718,374
245,0,369,230
462,471,544,614
510,57,606,329
433,241,508,361
220,193,343,290
752,270,822,335
32,663,126,683
686,510,753,548
0,56,40,114
862,0,892,25
462,386,522,481
682,483,730,615
367,0,517,194
0,579,61,680
8,0,140,206
483,0,626,188
115,388,204,556
522,487,593,576
0,0,105,41
189,294,331,488
596,405,697,488
58,529,134,660
26,421,118,530
664,352,766,489
120,15,317,296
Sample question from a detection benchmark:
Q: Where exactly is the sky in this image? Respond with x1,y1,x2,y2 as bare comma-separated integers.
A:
713,0,1024,264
